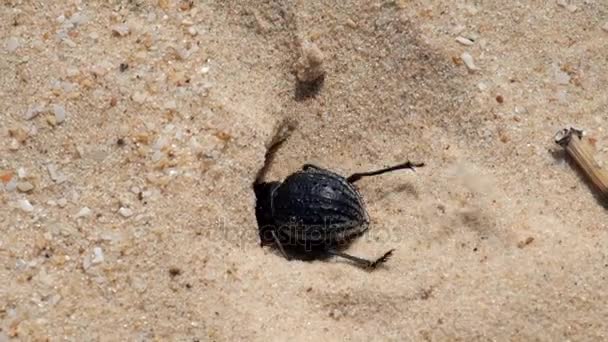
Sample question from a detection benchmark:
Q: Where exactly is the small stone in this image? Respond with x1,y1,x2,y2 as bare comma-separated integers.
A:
187,27,198,36
294,40,325,83
62,38,77,48
4,177,17,192
47,164,67,183
89,149,108,162
92,247,104,264
17,199,34,212
132,91,147,104
460,52,479,71
17,168,27,178
8,139,19,151
57,198,68,208
112,24,130,37
16,181,34,192
455,36,474,46
52,104,66,124
76,207,91,218
603,23,608,32
5,37,20,52
118,207,133,218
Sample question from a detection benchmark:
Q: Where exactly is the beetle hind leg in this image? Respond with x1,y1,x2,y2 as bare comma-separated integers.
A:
326,248,395,269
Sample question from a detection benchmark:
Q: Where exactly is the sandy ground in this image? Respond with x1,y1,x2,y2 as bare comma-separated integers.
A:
2,0,608,340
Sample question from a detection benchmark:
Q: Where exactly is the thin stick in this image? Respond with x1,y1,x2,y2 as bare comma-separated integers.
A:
347,161,424,183
555,127,608,194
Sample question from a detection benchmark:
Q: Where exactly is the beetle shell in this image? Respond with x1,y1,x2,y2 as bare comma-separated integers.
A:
271,166,369,244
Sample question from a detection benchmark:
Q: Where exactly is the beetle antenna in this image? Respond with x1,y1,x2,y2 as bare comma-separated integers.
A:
347,161,424,183
327,249,395,269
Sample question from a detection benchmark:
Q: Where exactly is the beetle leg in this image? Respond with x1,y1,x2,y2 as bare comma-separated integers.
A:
347,161,424,183
271,231,291,261
326,249,395,269
302,164,325,171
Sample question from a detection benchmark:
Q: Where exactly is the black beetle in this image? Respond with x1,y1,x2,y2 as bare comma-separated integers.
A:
253,123,423,269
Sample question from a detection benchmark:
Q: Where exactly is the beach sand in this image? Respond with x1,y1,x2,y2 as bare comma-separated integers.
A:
1,0,608,340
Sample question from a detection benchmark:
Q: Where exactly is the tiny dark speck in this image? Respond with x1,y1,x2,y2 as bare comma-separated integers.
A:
119,63,129,72
169,267,182,277
116,138,125,146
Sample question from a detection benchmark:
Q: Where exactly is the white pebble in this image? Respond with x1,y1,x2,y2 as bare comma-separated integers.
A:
118,207,134,218
188,27,198,36
17,167,27,178
9,139,19,151
455,36,474,46
52,104,66,124
112,24,130,37
4,177,17,191
47,164,67,183
5,37,20,52
17,199,34,212
460,52,479,71
76,207,91,218
92,247,104,264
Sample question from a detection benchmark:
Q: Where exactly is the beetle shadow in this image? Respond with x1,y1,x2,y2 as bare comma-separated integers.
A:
549,148,608,209
294,75,324,101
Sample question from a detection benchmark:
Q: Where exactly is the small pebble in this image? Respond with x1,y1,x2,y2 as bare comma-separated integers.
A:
9,139,19,151
17,199,34,212
188,27,198,36
16,181,34,192
5,37,20,52
455,36,474,46
118,207,134,218
5,177,17,192
52,104,66,124
47,164,67,183
460,52,479,71
57,198,68,208
112,24,130,37
603,22,608,32
132,92,147,104
76,207,92,218
17,167,27,178
92,247,104,264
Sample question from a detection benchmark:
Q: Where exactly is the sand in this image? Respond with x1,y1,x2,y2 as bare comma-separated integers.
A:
1,0,608,340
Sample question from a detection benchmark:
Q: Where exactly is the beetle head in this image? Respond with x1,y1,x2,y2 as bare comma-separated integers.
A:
254,181,280,245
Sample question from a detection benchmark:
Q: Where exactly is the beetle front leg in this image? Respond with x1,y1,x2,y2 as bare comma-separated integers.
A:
271,231,291,261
